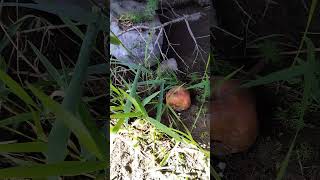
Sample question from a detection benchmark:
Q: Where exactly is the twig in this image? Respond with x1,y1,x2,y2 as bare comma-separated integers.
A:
0,22,40,74
211,24,244,41
19,23,82,34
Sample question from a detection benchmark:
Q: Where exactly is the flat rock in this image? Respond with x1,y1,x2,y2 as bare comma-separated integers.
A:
110,0,163,67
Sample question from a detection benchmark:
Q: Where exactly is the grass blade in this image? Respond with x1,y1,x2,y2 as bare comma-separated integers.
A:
210,164,222,180
0,69,37,108
110,34,121,45
0,161,107,178
0,21,23,53
28,42,65,88
142,90,160,106
156,81,164,121
1,2,107,30
276,37,316,180
146,117,183,142
241,64,308,88
276,130,299,180
59,16,85,39
28,84,106,161
0,112,33,126
0,142,47,153
59,16,106,57
46,10,102,164
111,66,142,133
293,0,318,62
111,112,143,119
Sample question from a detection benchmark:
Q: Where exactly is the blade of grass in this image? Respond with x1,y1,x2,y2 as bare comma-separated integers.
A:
1,2,107,30
110,34,121,45
0,69,37,108
111,66,142,133
0,161,107,178
156,81,164,121
293,0,318,64
0,69,44,140
211,164,222,180
46,10,102,165
0,142,47,153
0,112,33,126
146,117,183,142
111,112,143,119
276,37,315,180
28,84,106,161
120,88,148,116
1,154,39,166
0,20,23,53
77,102,107,162
142,90,160,106
31,109,46,141
59,16,84,39
241,63,309,88
276,130,299,180
59,16,106,58
0,56,7,90
28,42,66,88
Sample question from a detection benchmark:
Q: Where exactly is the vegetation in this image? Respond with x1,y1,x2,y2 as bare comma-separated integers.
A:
122,0,158,23
0,0,319,179
0,1,107,179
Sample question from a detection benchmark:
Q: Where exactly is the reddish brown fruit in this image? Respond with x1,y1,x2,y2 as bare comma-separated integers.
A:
166,86,191,111
211,78,258,155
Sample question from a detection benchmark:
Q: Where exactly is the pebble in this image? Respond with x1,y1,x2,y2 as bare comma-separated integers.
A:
217,162,226,170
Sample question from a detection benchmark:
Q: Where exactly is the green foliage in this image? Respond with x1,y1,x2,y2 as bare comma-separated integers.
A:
123,0,158,23
0,2,107,179
241,35,319,180
0,161,106,178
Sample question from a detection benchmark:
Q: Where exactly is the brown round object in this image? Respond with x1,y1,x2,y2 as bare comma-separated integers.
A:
211,78,258,155
166,86,191,111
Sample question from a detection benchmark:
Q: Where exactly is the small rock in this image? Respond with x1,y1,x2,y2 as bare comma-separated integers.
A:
157,58,178,74
217,162,226,170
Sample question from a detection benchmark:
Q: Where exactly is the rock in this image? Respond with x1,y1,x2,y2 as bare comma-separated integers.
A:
217,162,226,170
211,78,258,155
110,0,163,67
157,58,178,74
159,0,211,7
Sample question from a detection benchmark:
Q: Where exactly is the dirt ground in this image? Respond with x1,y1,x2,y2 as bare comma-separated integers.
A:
110,119,210,179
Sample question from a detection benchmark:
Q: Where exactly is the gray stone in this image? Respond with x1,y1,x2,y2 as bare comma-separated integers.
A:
110,0,163,67
157,58,178,74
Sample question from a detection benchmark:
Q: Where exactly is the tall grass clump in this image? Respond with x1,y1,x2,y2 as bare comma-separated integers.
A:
0,1,108,179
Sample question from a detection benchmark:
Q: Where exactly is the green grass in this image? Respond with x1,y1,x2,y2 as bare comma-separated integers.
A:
122,0,158,23
0,2,108,179
0,0,319,179
109,24,211,177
